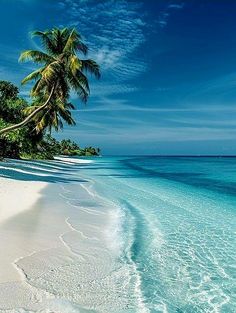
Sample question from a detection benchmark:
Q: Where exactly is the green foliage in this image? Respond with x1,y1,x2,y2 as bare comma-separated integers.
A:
20,151,54,160
16,27,100,134
0,137,20,158
0,98,28,123
41,136,100,157
0,77,100,160
79,146,100,156
60,139,79,155
0,81,48,159
0,81,18,101
0,27,102,159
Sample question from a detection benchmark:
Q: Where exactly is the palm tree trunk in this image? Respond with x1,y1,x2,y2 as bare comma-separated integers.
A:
0,86,55,136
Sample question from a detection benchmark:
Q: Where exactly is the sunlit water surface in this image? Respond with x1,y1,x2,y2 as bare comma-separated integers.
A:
0,156,235,313
81,156,236,313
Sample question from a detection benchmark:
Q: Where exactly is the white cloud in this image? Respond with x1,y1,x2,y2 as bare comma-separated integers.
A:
57,0,147,98
167,117,236,127
168,3,184,10
158,2,184,28
63,122,236,144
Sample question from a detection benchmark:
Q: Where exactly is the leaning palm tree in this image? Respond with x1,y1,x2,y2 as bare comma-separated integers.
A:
24,97,76,134
0,28,100,135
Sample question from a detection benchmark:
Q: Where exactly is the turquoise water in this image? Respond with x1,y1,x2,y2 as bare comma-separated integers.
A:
81,156,236,313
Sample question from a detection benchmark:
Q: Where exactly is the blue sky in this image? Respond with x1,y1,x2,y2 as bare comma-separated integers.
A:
1,0,236,155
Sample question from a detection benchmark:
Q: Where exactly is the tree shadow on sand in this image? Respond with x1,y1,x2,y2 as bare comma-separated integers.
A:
0,158,88,184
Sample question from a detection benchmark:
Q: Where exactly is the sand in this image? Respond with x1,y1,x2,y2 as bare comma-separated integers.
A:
0,157,136,312
0,176,47,224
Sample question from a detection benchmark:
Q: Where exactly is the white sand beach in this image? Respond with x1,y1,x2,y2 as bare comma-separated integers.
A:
0,176,47,224
0,157,133,312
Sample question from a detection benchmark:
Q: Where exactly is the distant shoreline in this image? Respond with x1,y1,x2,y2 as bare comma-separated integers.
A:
103,154,236,157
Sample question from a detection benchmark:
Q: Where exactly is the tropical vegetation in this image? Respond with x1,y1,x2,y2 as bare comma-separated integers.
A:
0,81,100,159
0,27,101,159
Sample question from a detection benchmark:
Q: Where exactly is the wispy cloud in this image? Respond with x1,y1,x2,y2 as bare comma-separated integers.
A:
57,0,147,98
76,97,236,113
168,3,184,10
158,2,184,28
63,122,236,145
167,117,236,127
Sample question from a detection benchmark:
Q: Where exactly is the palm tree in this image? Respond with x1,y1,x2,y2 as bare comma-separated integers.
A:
24,98,76,134
0,28,100,135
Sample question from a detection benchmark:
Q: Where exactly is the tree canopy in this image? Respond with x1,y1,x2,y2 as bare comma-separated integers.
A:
0,27,100,135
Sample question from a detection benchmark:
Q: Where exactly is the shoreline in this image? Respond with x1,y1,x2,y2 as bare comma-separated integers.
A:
0,156,144,312
0,157,94,283
0,156,91,225
0,156,94,222
0,156,126,312
0,155,235,311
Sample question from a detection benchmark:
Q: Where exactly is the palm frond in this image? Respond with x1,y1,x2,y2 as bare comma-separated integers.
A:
21,68,44,85
41,61,62,83
14,27,101,134
31,78,47,96
59,109,76,126
32,30,57,55
77,42,88,55
19,50,54,64
57,76,70,100
68,74,89,103
81,59,101,79
66,102,76,110
75,70,90,92
63,29,82,53
69,55,82,75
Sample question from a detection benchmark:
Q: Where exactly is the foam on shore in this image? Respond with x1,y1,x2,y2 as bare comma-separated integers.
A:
0,156,142,312
54,156,94,164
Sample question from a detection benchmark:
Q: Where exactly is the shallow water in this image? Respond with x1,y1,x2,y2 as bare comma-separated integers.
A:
0,156,235,313
80,156,236,313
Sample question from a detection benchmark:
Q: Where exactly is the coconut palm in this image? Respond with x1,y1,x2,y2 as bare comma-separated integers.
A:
24,98,76,134
0,27,100,135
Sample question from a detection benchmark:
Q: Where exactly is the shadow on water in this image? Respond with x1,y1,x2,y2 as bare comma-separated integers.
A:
0,158,88,184
83,156,236,197
93,157,236,197
123,159,236,196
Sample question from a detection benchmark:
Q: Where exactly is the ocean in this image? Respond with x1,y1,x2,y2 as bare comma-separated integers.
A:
79,156,236,313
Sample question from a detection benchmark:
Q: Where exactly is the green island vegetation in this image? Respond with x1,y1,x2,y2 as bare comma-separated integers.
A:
0,28,101,160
